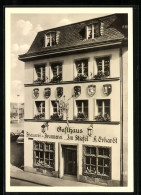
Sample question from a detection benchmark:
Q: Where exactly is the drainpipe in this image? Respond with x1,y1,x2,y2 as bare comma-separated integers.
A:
120,45,123,186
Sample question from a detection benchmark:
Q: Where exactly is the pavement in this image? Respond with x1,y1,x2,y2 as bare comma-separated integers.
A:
10,164,98,186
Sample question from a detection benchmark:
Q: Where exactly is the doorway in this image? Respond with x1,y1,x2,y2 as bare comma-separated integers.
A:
63,145,77,176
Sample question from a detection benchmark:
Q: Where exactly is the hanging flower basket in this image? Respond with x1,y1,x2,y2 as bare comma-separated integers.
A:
33,78,45,84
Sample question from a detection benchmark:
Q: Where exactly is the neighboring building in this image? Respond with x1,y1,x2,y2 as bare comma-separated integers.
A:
19,14,128,186
10,103,24,119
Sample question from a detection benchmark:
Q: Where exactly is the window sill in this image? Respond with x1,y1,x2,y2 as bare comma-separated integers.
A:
24,119,120,125
25,77,120,87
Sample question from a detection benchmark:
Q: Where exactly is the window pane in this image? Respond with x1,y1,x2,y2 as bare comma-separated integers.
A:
91,157,96,165
98,157,103,166
98,148,104,155
98,167,103,175
50,144,53,151
86,156,90,164
50,152,53,160
52,32,56,45
91,147,96,155
86,147,90,154
104,167,110,176
94,23,99,38
88,25,92,39
45,152,49,159
104,148,110,157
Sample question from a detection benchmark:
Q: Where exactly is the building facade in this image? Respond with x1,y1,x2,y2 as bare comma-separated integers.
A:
19,14,128,186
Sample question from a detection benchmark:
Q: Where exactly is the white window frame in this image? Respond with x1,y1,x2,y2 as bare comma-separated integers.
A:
75,100,88,119
95,56,110,76
87,23,99,39
34,64,46,81
45,32,56,47
95,99,110,116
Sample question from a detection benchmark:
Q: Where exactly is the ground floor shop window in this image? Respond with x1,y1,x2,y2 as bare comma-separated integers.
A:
83,145,111,179
33,141,55,170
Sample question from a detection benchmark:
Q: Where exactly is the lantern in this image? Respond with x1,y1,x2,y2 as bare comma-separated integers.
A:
87,124,93,137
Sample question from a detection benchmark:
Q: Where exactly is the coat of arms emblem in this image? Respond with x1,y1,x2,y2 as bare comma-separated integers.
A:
88,85,96,97
103,84,112,96
44,88,51,98
74,86,81,97
33,88,39,98
57,87,63,98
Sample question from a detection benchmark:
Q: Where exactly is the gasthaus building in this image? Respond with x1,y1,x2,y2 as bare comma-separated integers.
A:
19,14,128,186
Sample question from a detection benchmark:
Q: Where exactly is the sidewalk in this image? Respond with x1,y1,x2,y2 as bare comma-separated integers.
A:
10,165,98,186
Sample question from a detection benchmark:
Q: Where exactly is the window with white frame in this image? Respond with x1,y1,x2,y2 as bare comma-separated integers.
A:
50,101,63,120
34,64,46,82
95,99,110,121
96,57,110,77
33,141,55,169
51,101,59,114
45,32,56,47
75,100,88,119
87,23,99,39
51,62,62,82
34,101,45,119
75,59,88,77
83,145,111,178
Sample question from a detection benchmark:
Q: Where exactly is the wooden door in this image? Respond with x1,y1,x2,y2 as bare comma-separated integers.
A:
64,148,77,175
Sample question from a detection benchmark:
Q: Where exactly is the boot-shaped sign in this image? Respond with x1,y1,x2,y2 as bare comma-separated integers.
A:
103,84,112,96
74,86,81,97
44,88,51,98
88,85,96,97
33,88,39,98
57,87,63,98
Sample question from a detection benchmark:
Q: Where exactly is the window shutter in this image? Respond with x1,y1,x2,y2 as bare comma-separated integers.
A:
73,63,77,79
49,65,53,81
73,99,77,119
34,66,37,81
88,61,93,79
85,26,88,39
33,101,36,118
56,31,60,44
44,34,47,47
94,99,97,120
50,100,53,117
93,60,97,76
100,22,104,36
95,23,100,37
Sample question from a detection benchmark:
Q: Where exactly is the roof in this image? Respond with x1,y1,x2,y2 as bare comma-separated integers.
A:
19,14,128,61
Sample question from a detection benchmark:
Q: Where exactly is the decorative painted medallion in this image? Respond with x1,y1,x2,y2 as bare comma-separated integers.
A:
57,87,63,98
103,84,112,96
44,88,51,98
88,85,96,97
33,88,39,98
74,86,81,98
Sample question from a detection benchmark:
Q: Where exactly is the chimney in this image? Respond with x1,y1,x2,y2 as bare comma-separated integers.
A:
100,22,104,36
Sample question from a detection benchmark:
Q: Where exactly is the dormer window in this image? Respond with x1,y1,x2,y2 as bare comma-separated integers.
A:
87,23,99,39
45,32,56,47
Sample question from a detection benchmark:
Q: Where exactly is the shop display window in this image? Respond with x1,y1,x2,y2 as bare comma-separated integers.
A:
33,141,55,169
83,146,111,179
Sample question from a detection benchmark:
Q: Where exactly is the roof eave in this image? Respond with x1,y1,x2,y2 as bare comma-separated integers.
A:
19,39,127,62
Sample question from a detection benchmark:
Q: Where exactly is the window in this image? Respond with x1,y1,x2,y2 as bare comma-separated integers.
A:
34,64,45,82
75,59,88,78
33,141,55,169
52,101,59,114
50,101,63,120
83,146,111,178
34,101,45,119
51,62,62,82
75,100,88,120
95,100,110,121
96,57,110,77
87,23,99,39
45,32,56,47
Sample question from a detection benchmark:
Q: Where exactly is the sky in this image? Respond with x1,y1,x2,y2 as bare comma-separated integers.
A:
10,13,111,103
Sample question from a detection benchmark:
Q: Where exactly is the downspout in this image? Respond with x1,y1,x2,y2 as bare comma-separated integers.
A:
120,45,123,186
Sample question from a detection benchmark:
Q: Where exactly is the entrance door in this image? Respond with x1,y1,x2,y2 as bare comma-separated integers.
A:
64,147,77,175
